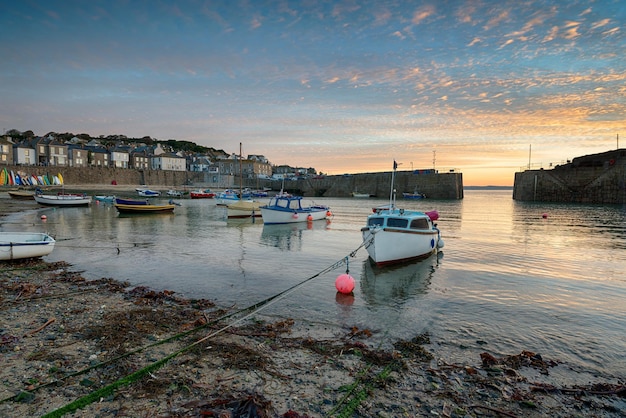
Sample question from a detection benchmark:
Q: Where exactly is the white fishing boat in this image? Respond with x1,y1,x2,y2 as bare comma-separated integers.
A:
136,188,160,197
260,195,331,224
33,191,91,206
94,195,116,203
361,161,443,266
0,232,56,260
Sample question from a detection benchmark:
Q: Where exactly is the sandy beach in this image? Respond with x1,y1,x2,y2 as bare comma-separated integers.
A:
1,188,624,417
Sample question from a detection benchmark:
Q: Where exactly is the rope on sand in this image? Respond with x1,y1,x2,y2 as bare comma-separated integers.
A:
27,244,368,417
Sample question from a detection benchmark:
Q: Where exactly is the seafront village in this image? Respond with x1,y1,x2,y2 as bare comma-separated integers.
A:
2,131,625,416
0,130,318,185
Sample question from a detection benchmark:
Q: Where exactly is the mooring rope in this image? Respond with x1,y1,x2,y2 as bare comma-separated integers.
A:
17,242,370,417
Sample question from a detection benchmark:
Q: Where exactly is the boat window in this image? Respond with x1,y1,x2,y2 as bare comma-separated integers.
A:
410,218,430,229
386,218,408,228
368,217,385,227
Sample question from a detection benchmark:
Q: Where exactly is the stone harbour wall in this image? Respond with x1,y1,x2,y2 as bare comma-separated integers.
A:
512,149,626,204
1,164,464,199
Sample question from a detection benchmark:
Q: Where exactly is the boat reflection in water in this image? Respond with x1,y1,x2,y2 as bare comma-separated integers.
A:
260,220,330,251
360,252,443,307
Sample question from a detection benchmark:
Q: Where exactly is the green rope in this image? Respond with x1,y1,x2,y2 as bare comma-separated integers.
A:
27,247,365,417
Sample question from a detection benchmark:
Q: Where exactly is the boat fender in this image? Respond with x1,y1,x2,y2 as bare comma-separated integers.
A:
292,212,299,219
437,238,445,249
307,214,313,221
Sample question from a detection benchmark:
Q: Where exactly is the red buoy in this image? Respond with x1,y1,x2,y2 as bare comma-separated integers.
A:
335,273,355,294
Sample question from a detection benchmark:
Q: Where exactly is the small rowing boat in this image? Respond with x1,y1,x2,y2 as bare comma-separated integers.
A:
0,232,56,260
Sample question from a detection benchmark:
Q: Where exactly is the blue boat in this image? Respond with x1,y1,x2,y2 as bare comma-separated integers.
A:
115,197,149,205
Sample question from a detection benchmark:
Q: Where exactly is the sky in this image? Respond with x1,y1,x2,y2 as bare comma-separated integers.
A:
1,1,624,186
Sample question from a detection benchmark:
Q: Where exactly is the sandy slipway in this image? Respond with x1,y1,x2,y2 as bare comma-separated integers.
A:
0,261,624,418
1,195,625,417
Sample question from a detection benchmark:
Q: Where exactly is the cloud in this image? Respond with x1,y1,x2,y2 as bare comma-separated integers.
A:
563,21,581,39
483,10,510,31
412,5,435,25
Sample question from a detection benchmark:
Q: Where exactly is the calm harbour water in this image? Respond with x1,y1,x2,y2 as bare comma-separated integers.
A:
3,189,625,386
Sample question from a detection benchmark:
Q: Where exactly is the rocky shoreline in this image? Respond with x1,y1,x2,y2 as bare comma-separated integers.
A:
1,190,625,417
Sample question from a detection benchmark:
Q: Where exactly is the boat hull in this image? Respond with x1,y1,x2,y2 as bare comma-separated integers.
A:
115,198,149,205
8,191,35,200
34,194,91,206
190,191,216,199
227,200,263,218
136,189,160,197
260,207,329,224
402,193,425,199
114,203,175,213
0,232,56,260
94,195,115,203
362,227,439,266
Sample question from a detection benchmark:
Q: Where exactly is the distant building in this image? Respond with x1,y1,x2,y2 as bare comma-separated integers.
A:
86,146,110,167
0,137,14,164
151,153,186,171
67,145,89,167
110,146,130,169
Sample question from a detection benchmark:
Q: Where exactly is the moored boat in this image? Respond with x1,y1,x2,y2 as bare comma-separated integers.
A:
402,191,426,199
94,195,116,203
260,195,331,224
0,232,56,260
361,161,443,266
190,189,216,199
7,190,36,200
136,188,160,197
114,197,149,205
227,200,263,218
216,189,240,206
33,191,91,206
114,203,175,214
166,189,183,197
351,191,370,198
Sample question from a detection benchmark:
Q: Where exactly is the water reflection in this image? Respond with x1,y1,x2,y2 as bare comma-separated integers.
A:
260,221,330,251
360,252,442,307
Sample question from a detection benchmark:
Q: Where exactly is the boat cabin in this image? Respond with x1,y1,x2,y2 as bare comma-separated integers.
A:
268,195,304,210
367,212,432,230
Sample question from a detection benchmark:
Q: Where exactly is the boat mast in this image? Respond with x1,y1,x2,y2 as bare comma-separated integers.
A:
389,160,397,209
239,142,243,196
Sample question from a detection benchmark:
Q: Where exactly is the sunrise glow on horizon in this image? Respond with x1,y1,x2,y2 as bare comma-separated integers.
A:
1,1,624,186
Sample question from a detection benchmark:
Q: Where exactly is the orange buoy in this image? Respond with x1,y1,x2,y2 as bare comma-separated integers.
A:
307,214,313,221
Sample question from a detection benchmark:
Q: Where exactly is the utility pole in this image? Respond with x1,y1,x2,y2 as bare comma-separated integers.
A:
432,150,436,171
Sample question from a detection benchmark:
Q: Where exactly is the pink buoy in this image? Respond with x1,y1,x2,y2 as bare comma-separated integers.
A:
41,215,47,220
335,273,355,294
542,213,548,219
292,213,299,219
